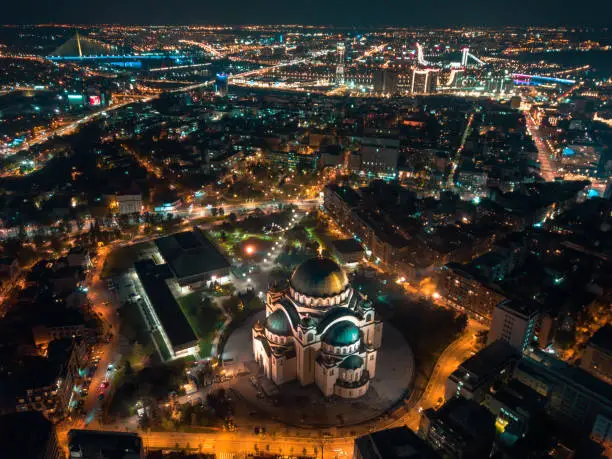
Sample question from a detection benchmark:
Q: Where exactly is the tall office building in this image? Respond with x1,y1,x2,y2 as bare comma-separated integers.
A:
373,69,399,95
487,299,539,352
411,68,438,94
461,47,470,66
336,42,346,85
214,72,229,96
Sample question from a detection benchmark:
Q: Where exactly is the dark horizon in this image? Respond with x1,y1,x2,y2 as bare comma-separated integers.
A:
4,0,612,27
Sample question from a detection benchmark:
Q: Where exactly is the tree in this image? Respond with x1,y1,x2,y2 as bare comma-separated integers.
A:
455,313,468,335
161,417,175,431
131,341,148,369
124,360,133,378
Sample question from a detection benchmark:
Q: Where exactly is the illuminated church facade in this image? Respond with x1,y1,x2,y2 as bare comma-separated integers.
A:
252,257,383,398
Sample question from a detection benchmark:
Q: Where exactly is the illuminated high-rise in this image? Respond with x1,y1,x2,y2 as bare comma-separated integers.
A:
411,68,438,94
214,73,229,96
336,42,346,85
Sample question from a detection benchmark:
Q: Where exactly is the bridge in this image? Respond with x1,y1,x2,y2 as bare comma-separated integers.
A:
47,32,114,59
46,32,188,64
417,43,484,68
512,73,576,86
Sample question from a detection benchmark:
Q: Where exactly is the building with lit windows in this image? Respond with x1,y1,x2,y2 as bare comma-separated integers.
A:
418,397,495,459
411,69,438,94
514,348,612,437
214,73,229,96
252,257,383,398
487,300,539,352
440,262,507,322
445,340,520,402
336,42,346,85
580,325,612,384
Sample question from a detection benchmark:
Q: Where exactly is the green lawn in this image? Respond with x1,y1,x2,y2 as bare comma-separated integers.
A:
177,291,224,358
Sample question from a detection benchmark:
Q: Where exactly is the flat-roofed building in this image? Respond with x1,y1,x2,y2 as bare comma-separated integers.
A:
133,260,198,360
354,426,440,459
0,411,63,459
331,238,364,265
481,380,545,447
418,397,495,459
68,429,144,459
265,150,319,171
440,263,507,323
580,325,612,384
487,299,539,352
514,348,612,435
446,340,520,402
154,228,231,288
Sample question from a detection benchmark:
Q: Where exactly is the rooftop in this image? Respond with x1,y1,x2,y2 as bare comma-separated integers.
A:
68,429,143,459
134,260,197,351
425,397,495,445
0,412,56,459
520,348,612,403
354,426,440,459
290,257,349,298
155,229,230,281
497,299,540,319
331,238,364,255
588,324,612,353
326,184,362,207
451,340,520,386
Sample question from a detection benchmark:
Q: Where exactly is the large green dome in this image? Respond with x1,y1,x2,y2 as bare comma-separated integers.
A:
323,321,360,346
265,309,292,336
290,257,349,298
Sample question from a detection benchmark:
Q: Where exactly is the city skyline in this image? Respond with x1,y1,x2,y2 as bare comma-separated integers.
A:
0,19,610,459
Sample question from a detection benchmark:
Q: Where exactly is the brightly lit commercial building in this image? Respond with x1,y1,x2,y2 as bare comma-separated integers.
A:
154,229,231,288
411,68,439,94
336,42,346,85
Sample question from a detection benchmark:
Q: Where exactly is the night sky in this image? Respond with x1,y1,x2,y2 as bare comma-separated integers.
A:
3,0,612,26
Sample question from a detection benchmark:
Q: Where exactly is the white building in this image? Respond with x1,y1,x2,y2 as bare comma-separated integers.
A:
114,193,143,215
487,300,539,352
252,257,383,399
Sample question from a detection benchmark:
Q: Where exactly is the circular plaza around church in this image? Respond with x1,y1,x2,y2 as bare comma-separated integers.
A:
223,257,415,427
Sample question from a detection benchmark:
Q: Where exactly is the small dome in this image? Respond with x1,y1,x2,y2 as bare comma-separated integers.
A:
265,310,292,336
340,354,364,370
323,321,360,346
290,257,349,298
301,316,317,329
